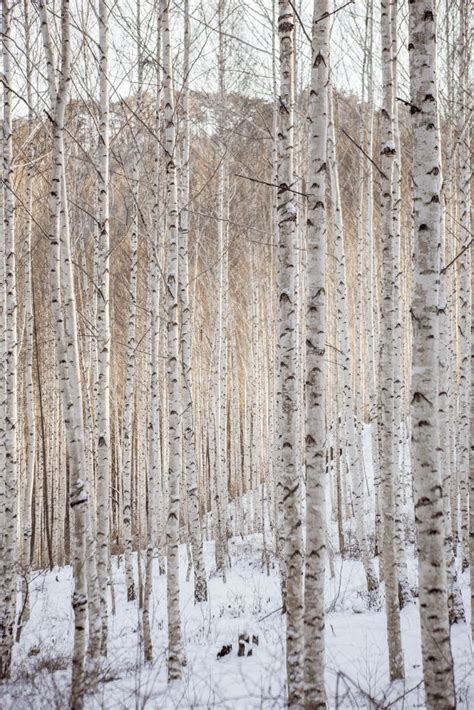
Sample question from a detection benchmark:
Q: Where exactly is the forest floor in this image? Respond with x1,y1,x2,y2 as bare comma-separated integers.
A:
3,537,474,709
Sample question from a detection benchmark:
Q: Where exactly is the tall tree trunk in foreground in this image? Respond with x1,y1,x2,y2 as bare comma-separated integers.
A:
303,0,329,705
95,0,111,653
271,0,287,610
163,0,184,682
39,1,92,704
456,0,472,636
277,2,304,705
379,0,404,681
360,0,382,557
407,2,455,706
214,0,230,578
121,2,143,604
0,0,18,679
20,0,36,632
389,0,410,608
144,1,164,663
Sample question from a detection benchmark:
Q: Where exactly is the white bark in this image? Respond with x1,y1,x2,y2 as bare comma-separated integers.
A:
0,0,18,679
215,0,230,577
389,0,410,608
95,0,111,653
179,0,207,603
408,1,455,705
38,1,92,704
455,0,472,635
277,2,304,704
379,0,404,680
303,0,330,705
121,23,142,602
21,0,35,578
144,0,164,663
271,0,287,606
163,0,184,681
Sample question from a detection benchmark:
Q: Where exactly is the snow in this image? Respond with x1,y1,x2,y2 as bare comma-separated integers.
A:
4,537,474,709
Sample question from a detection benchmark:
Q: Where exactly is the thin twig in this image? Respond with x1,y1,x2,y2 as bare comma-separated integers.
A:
234,172,308,197
440,238,472,274
396,95,420,113
288,0,355,44
316,0,355,25
288,0,311,43
258,606,283,622
341,128,387,179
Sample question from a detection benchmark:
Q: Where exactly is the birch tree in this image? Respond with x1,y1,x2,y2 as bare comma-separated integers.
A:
389,0,410,608
163,0,184,681
272,0,287,608
0,0,18,679
144,0,164,662
15,0,59,639
455,0,474,638
179,0,207,603
303,0,330,705
277,2,304,704
456,0,472,614
407,1,455,705
379,0,403,680
38,0,92,704
121,3,143,603
21,0,36,621
95,0,111,652
214,0,230,577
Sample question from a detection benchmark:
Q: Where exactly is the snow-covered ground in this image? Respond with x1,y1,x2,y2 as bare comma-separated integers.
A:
4,537,474,709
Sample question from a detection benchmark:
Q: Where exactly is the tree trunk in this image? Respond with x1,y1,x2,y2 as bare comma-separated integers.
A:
95,0,111,654
38,2,92,705
407,2,455,706
303,1,330,705
163,0,184,682
179,0,208,603
277,2,304,705
379,0,404,680
0,0,18,679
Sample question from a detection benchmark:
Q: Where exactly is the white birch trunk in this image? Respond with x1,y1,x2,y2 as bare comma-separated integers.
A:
389,0,410,608
214,0,230,577
277,2,304,704
379,0,404,679
0,0,18,678
38,2,92,704
21,0,36,591
163,0,184,681
407,1,455,705
455,0,472,616
144,0,164,662
121,67,141,602
303,1,329,704
179,0,207,603
95,0,111,653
